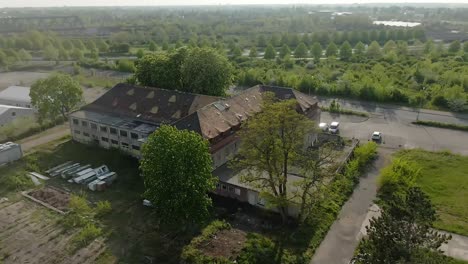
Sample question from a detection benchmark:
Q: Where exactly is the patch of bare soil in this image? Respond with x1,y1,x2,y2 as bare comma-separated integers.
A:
198,228,247,260
0,200,106,264
28,187,70,212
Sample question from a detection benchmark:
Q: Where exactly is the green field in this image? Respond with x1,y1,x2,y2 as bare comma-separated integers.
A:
396,149,468,236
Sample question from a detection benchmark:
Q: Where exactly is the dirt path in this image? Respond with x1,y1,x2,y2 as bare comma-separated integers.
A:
18,124,70,153
311,149,392,264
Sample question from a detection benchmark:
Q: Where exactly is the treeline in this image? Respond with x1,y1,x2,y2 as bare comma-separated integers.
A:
236,40,468,111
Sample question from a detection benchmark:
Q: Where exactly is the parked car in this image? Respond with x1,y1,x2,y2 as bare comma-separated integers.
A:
319,122,329,132
329,121,340,134
371,131,382,142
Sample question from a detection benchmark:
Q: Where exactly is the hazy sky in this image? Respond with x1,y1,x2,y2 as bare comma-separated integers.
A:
1,0,467,8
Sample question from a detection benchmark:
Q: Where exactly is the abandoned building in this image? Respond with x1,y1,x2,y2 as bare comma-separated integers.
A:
69,83,321,213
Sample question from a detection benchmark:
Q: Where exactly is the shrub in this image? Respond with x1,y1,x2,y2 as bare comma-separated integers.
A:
353,141,378,170
412,120,468,132
181,220,231,264
72,223,102,248
2,173,34,191
69,194,92,216
95,201,112,218
237,233,298,264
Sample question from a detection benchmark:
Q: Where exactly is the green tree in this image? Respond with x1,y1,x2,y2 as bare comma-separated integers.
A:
279,44,291,58
448,40,461,54
234,96,313,223
43,44,59,61
264,44,276,60
181,47,234,96
294,42,308,58
30,73,83,121
464,41,468,53
148,41,157,52
340,41,352,61
136,49,145,59
325,42,338,57
232,45,242,57
18,49,32,62
311,42,323,62
249,46,258,58
354,41,365,60
257,35,267,47
95,39,109,52
140,125,217,225
367,41,382,59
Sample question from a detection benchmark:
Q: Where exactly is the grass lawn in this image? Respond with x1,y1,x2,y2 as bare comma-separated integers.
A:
396,149,468,236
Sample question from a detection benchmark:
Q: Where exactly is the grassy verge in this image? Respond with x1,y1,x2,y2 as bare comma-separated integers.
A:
412,120,468,132
0,116,66,143
395,149,468,236
321,106,369,117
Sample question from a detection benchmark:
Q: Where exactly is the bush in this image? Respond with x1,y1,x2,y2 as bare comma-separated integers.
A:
181,220,231,264
95,201,112,218
353,141,378,169
237,233,298,264
1,173,34,191
72,223,102,248
69,194,92,216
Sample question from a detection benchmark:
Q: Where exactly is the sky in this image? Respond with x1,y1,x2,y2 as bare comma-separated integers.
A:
1,0,467,8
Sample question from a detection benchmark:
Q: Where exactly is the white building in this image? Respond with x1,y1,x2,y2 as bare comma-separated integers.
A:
0,142,23,166
0,104,35,126
0,86,33,108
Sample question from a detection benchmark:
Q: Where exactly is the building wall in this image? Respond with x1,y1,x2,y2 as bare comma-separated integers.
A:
0,98,32,109
69,116,144,158
211,138,240,169
0,108,35,127
0,143,23,166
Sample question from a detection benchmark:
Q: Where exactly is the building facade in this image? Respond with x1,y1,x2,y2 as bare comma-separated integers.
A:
0,105,35,126
69,83,321,214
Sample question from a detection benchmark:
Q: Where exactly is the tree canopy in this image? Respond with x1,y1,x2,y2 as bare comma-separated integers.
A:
30,73,83,121
140,125,217,226
264,44,276,60
135,47,233,96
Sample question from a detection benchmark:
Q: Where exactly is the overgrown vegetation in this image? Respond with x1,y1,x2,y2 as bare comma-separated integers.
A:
321,100,369,117
394,149,468,236
412,120,468,132
0,116,67,143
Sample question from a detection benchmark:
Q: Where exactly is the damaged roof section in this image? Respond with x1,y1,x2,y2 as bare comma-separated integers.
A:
174,85,319,140
82,83,221,124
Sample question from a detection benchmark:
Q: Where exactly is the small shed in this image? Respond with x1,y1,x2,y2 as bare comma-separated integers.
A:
0,142,23,166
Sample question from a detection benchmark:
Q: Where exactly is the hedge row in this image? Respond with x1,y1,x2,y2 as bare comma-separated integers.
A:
412,120,468,132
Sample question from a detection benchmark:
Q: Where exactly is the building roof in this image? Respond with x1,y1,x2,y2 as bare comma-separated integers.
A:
0,86,31,103
0,142,20,153
174,85,319,140
81,83,221,125
0,104,33,116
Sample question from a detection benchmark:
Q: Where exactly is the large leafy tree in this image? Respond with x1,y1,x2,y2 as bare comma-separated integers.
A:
367,41,382,59
311,42,322,62
264,44,276,60
135,47,233,96
339,41,352,61
30,73,83,121
325,42,338,57
279,44,291,58
294,42,308,58
234,95,313,223
140,125,217,225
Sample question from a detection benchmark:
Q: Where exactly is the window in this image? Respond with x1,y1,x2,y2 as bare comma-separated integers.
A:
130,132,138,139
101,137,109,142
90,123,97,130
81,121,88,127
26,104,31,108
74,130,81,134
221,184,227,190
73,119,79,125
228,186,235,193
121,142,129,148
83,132,90,137
235,188,241,195
111,139,118,145
132,145,140,150
110,128,117,134
100,126,107,132
120,130,128,137
11,112,16,116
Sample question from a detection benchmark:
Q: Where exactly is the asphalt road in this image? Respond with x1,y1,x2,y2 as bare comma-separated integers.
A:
319,98,468,155
311,150,391,264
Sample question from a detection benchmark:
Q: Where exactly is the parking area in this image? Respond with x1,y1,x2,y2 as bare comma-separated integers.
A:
321,112,468,155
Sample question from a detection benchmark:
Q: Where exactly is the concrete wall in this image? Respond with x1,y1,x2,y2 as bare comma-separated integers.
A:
69,116,144,158
0,108,34,127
